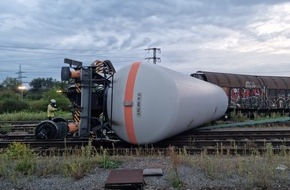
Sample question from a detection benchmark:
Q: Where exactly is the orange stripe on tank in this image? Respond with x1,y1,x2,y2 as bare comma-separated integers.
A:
124,62,141,144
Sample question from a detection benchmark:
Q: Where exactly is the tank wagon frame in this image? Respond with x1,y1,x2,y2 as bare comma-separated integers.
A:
191,71,290,117
35,58,116,141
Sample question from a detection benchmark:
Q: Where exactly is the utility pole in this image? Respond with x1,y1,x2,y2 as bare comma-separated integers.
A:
145,48,161,64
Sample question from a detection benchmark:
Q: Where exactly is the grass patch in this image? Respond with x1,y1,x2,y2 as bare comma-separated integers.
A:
0,124,12,134
0,142,37,183
168,146,183,189
0,111,71,121
98,147,121,169
182,145,290,189
0,142,122,183
229,110,286,122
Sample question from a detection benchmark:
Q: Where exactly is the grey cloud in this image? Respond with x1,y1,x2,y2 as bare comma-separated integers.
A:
1,0,290,83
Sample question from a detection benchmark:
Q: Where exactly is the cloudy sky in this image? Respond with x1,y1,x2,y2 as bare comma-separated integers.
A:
1,0,290,84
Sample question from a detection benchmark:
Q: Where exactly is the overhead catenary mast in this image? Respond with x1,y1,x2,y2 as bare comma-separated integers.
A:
145,47,161,64
15,64,26,84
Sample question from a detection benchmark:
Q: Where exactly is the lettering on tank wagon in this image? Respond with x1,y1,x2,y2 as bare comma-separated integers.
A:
137,92,142,117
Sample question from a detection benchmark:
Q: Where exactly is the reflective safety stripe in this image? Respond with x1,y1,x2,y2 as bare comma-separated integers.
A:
74,109,80,123
76,83,81,93
124,62,141,144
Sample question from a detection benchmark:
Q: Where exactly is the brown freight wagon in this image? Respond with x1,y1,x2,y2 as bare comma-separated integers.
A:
191,71,290,118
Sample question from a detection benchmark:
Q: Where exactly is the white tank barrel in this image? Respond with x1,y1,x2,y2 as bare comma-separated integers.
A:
107,62,228,144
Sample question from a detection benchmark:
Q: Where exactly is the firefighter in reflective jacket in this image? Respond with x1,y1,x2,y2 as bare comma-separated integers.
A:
47,99,58,120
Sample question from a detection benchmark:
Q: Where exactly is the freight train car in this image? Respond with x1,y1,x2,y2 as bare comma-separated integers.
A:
35,59,228,145
191,71,290,118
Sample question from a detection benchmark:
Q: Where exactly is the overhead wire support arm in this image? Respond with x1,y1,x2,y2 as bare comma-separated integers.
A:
145,47,161,64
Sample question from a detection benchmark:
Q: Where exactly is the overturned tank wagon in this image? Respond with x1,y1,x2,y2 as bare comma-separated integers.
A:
107,62,228,144
35,59,228,145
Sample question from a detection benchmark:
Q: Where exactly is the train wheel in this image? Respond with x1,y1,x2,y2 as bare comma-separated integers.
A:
35,120,58,140
61,67,71,81
52,117,67,123
56,122,69,139
52,118,69,138
52,117,68,125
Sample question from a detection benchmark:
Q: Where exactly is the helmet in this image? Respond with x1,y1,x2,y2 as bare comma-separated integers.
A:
50,99,56,104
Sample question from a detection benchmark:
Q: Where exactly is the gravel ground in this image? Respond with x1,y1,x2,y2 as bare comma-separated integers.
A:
1,156,289,190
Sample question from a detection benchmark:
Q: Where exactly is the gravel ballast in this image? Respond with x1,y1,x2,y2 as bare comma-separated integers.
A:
1,156,289,190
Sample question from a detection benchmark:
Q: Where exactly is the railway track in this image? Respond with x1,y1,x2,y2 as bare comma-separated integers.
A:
154,129,290,148
172,129,290,139
0,121,38,134
1,126,290,155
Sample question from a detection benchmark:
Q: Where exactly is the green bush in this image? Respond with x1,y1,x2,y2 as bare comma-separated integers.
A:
25,91,43,100
0,90,20,101
0,142,36,176
42,89,71,111
0,99,29,113
29,100,47,112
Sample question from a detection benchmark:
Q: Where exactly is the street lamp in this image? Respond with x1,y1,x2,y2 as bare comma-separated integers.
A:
18,85,26,100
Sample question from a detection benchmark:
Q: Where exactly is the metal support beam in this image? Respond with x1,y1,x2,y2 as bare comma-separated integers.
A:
64,58,83,67
78,68,92,137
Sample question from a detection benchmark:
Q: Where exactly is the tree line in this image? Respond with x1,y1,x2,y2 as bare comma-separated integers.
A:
0,77,71,114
